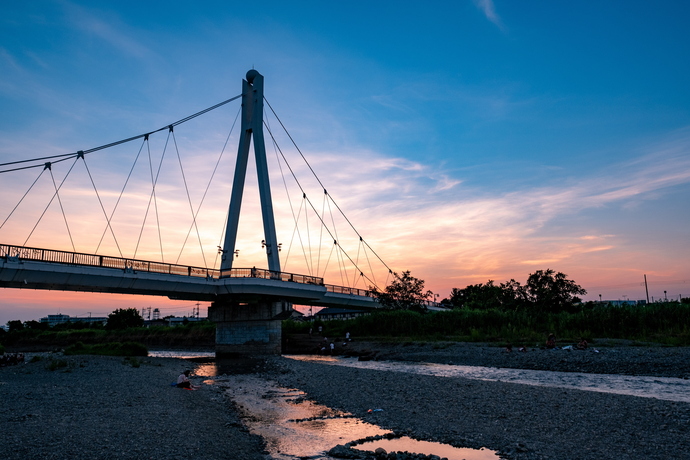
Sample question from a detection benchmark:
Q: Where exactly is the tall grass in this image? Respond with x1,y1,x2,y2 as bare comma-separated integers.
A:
64,341,148,357
1,322,215,349
284,303,690,346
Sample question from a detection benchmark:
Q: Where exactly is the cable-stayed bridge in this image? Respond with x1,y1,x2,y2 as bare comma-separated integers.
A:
0,70,402,355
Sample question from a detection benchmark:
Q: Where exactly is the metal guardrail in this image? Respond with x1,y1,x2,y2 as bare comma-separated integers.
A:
324,284,371,297
0,243,372,297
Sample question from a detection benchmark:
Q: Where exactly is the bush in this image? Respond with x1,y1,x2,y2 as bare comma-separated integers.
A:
64,341,148,357
47,359,69,371
297,303,690,345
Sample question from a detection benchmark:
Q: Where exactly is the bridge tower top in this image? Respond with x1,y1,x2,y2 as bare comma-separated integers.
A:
220,70,280,274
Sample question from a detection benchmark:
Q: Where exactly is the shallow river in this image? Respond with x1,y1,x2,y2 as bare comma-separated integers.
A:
286,355,690,403
153,351,690,459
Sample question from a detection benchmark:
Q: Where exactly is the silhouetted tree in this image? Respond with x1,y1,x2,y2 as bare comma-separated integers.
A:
523,269,586,314
371,270,432,312
447,281,504,310
447,269,585,314
23,320,48,331
106,308,144,330
7,320,24,333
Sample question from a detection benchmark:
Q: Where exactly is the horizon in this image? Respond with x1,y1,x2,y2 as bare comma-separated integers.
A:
1,1,689,325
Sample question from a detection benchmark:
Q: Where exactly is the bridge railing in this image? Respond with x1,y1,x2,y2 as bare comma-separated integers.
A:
219,267,324,285
0,244,338,290
324,284,372,297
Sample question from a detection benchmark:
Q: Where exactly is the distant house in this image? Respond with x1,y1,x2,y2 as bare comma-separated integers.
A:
40,314,108,327
603,300,646,306
166,316,208,327
314,307,368,321
287,309,305,321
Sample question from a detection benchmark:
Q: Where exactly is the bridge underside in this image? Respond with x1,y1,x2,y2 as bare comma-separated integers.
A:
1,255,377,356
0,258,376,309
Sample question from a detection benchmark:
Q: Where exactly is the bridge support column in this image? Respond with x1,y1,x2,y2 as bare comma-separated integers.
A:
208,299,292,357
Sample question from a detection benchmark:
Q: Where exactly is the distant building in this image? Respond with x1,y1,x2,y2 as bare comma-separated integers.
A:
40,314,108,327
315,307,368,321
166,316,207,327
602,300,646,306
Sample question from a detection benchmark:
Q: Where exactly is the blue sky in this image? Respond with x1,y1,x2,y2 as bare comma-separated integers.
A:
1,1,689,323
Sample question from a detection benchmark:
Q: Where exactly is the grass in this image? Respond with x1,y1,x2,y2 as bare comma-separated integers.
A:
46,358,69,371
284,302,690,346
64,341,148,357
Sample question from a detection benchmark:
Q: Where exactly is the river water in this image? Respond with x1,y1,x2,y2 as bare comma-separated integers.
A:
286,355,690,403
157,351,690,459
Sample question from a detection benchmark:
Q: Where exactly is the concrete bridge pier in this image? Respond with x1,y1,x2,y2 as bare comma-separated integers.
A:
208,299,292,357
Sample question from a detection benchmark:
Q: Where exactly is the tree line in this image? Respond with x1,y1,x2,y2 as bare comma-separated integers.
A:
372,268,588,314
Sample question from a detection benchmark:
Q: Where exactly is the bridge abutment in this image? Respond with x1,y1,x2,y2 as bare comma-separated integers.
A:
208,299,292,357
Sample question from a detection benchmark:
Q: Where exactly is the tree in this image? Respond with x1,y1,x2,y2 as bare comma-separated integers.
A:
371,270,433,312
446,269,585,314
447,281,504,310
106,308,144,330
523,269,586,314
7,320,24,332
23,320,48,331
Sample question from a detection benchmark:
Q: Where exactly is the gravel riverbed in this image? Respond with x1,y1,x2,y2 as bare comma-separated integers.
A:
270,355,690,460
0,354,265,460
2,343,689,460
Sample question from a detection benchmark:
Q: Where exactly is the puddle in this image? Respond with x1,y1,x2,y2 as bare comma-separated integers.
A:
148,350,215,359
286,355,690,403
211,374,499,460
353,438,499,460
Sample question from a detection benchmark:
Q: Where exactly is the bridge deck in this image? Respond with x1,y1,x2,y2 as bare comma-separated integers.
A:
0,244,377,309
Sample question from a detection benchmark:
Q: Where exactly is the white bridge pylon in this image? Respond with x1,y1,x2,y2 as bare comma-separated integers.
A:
221,70,280,274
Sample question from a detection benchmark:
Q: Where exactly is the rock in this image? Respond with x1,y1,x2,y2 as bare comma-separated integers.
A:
328,444,362,459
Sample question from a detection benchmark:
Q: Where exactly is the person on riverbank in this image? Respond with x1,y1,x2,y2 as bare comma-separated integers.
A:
577,338,589,350
546,333,557,349
177,370,198,390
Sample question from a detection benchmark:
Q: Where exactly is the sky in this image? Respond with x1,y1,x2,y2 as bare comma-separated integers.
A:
1,1,689,324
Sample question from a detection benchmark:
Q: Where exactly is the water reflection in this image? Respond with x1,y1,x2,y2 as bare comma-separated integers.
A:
287,355,690,403
353,437,499,460
213,374,499,460
148,350,214,359
217,375,389,460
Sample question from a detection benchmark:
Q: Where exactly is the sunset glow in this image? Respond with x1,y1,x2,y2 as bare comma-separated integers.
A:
1,1,689,324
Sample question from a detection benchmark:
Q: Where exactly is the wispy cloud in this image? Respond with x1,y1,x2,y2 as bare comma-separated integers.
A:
473,0,505,30
61,1,151,59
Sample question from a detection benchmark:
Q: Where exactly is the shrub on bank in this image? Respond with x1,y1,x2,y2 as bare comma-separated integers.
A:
284,303,690,345
64,341,148,357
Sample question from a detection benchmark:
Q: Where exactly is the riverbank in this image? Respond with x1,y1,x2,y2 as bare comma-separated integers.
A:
0,354,265,460
3,344,690,460
332,339,690,379
269,351,690,460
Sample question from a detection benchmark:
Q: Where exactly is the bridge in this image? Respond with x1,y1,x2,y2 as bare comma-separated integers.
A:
0,70,397,356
